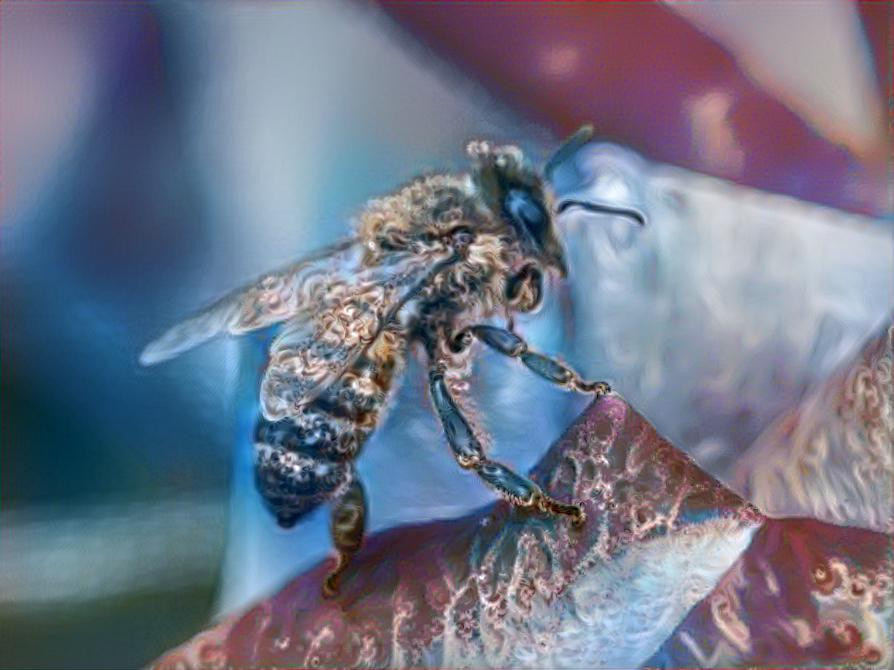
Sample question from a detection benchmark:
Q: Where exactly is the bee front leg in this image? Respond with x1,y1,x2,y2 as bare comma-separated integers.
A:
428,369,585,526
467,325,611,397
322,476,366,598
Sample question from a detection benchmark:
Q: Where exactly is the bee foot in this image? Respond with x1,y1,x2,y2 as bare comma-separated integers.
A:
322,573,340,599
576,380,611,397
537,494,586,526
322,552,350,599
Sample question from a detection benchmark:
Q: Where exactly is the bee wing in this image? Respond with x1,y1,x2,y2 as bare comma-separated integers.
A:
259,249,458,421
139,237,359,366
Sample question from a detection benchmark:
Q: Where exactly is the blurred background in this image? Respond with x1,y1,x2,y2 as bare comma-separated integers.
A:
1,1,891,668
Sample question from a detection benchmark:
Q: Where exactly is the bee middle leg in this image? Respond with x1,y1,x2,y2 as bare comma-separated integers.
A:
322,476,367,598
429,370,585,525
467,325,611,396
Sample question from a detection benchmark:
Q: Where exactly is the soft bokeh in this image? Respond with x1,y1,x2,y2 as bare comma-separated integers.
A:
2,2,890,668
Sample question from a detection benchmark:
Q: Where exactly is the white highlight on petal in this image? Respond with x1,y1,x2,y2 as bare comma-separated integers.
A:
667,0,885,158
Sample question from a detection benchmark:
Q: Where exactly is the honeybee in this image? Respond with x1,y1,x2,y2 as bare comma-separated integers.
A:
140,126,646,596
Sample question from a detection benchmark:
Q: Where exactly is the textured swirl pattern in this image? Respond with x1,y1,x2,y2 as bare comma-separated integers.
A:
151,396,764,669
152,388,894,668
650,518,893,668
736,320,893,531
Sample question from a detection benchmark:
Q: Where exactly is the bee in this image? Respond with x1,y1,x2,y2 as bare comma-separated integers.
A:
140,126,646,597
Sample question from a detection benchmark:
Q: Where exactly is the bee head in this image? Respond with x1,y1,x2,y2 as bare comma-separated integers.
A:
467,126,646,279
467,140,568,276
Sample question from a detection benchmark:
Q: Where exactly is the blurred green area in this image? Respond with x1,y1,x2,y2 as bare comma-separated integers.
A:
1,379,227,668
0,586,217,670
1,365,228,668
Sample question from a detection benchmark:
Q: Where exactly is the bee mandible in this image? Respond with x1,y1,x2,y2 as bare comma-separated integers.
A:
140,126,646,597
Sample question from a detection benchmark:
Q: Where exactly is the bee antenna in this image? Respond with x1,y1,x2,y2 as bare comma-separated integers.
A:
556,199,647,226
544,125,594,181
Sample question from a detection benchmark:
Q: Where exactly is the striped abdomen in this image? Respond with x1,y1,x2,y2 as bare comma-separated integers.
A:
253,349,400,528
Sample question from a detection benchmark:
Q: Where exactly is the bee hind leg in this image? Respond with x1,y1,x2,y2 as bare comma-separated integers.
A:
467,325,610,396
429,369,585,526
322,476,367,598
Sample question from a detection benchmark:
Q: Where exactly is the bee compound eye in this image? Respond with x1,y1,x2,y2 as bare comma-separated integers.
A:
505,189,549,242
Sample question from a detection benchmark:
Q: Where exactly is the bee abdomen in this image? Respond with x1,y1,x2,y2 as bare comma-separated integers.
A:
254,439,351,528
252,408,371,528
252,349,395,528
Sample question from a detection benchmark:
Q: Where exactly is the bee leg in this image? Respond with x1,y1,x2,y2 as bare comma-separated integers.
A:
477,460,586,526
322,476,366,598
429,369,585,525
468,325,611,397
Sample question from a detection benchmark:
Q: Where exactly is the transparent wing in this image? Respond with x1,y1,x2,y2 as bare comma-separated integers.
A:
259,249,458,421
139,237,359,365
